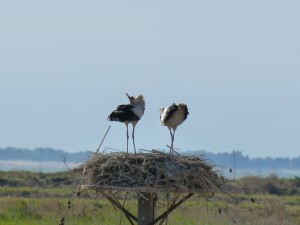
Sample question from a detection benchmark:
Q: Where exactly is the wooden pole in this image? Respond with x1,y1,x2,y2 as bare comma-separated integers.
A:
138,193,156,225
149,193,194,225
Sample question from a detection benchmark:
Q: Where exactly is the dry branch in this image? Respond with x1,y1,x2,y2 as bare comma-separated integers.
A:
75,150,225,194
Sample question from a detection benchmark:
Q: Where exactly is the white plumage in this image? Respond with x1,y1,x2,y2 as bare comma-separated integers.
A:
160,103,189,154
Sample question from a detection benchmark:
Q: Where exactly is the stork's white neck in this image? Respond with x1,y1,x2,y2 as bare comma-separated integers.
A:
132,102,145,119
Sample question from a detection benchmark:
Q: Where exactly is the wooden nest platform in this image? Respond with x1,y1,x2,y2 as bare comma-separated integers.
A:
76,150,225,194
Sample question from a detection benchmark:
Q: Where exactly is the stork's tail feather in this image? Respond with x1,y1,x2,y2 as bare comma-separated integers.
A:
107,112,121,121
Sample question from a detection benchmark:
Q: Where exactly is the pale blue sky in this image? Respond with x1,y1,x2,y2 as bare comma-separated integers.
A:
1,1,300,157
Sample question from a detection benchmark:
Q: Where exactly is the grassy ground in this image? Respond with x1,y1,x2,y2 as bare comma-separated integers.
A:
0,189,299,225
1,171,300,225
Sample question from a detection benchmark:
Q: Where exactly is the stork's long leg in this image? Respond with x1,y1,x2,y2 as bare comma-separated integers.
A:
171,128,177,155
168,127,173,154
132,122,137,154
125,122,129,153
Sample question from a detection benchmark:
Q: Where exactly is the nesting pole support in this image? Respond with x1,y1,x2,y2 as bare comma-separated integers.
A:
138,193,156,225
78,151,224,225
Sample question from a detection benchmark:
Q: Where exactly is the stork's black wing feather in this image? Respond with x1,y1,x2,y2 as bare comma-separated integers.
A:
108,104,139,122
163,103,178,122
115,104,133,111
184,107,189,120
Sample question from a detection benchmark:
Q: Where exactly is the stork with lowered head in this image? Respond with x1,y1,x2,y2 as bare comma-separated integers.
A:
160,103,189,155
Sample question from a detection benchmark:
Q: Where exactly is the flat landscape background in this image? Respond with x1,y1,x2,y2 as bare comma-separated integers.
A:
1,147,300,177
2,1,300,224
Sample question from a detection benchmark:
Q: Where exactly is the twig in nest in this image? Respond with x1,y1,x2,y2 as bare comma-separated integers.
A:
166,145,181,156
139,148,153,153
166,145,171,152
138,192,149,201
97,125,111,152
63,154,71,171
103,147,122,153
76,150,225,194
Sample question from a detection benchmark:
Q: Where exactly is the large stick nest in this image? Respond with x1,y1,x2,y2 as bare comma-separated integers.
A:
76,150,225,193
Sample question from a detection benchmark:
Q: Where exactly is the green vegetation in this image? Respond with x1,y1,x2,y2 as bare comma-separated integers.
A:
0,170,73,187
237,174,300,195
0,171,300,225
0,195,299,225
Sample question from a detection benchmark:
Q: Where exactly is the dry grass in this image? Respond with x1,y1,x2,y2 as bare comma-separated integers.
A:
75,150,226,194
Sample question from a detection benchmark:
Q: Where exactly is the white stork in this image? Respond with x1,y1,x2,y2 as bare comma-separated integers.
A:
108,93,145,154
160,103,189,155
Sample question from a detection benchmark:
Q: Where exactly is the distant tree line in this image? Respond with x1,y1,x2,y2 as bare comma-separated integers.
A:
0,147,300,170
186,150,300,170
0,147,92,162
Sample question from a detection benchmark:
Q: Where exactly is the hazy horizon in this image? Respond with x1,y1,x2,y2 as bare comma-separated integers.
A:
1,1,300,158
1,147,300,178
1,146,299,159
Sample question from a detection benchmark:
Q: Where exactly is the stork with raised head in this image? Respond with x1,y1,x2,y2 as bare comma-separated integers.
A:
108,93,145,154
160,103,189,155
